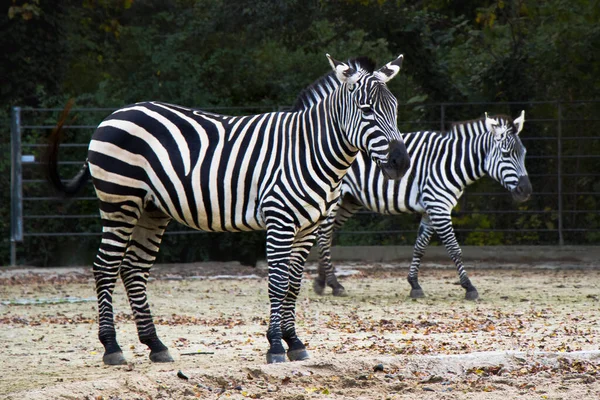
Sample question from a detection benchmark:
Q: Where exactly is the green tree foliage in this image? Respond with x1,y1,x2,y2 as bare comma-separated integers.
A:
0,0,598,265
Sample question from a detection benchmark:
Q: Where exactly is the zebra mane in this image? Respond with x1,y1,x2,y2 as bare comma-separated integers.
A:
450,114,514,134
291,57,377,112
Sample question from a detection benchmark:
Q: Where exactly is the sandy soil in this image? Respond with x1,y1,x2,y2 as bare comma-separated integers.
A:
1,261,599,399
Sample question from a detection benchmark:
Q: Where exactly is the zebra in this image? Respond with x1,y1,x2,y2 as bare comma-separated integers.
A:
313,111,532,300
46,54,411,365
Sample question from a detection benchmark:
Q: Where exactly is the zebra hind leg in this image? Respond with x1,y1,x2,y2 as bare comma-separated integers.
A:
93,214,137,365
314,209,346,296
445,241,479,300
119,208,173,362
314,196,361,296
458,264,479,300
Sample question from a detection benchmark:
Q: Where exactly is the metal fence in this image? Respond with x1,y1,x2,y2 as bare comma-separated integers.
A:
9,101,600,265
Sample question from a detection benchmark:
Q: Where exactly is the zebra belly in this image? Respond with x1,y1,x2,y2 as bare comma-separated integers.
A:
343,176,426,215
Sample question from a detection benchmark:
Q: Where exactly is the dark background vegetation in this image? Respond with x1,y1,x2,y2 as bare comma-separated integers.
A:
1,0,599,266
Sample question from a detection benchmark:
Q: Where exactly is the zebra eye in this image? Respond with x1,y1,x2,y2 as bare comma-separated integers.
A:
501,149,511,157
360,105,374,115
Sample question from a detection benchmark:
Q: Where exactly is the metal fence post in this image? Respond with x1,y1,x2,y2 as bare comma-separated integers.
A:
557,101,564,246
10,106,24,265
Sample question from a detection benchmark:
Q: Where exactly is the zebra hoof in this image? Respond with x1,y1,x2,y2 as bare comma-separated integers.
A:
287,348,310,361
266,352,287,364
332,285,347,297
149,349,174,363
103,351,127,365
410,289,425,299
465,290,479,301
313,279,326,296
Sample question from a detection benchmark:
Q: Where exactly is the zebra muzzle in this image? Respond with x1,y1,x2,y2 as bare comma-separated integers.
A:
511,175,532,202
380,140,410,180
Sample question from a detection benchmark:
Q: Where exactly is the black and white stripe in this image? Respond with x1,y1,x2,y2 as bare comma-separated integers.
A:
313,112,532,299
46,55,410,365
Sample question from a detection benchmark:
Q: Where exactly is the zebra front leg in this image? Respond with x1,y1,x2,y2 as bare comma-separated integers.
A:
120,209,173,362
282,234,314,361
93,224,135,365
407,215,435,299
264,222,294,364
428,209,479,300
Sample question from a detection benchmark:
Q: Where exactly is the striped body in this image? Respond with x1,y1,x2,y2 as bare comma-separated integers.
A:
314,113,532,299
90,102,352,233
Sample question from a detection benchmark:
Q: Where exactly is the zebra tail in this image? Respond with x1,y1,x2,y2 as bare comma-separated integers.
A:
45,99,90,197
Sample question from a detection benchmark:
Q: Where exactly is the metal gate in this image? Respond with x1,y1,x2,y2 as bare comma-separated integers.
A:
8,101,600,265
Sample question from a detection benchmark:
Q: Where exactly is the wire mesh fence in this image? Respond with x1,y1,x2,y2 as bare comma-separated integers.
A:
9,101,600,266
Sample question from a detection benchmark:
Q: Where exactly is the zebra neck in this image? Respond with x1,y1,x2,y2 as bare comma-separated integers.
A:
293,104,358,187
448,121,491,185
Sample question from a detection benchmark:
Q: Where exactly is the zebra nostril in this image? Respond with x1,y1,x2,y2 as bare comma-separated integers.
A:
515,185,523,194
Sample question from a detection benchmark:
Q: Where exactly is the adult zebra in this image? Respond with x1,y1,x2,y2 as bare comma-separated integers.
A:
313,112,532,300
46,55,410,365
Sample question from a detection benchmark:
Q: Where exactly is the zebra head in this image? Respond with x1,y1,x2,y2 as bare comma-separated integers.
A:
484,111,532,203
327,54,410,180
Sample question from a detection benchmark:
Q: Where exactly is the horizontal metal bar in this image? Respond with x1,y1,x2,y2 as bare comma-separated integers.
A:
25,161,85,166
22,125,97,129
21,193,597,202
22,143,89,148
22,227,600,238
521,136,600,141
422,100,600,106
452,210,553,214
526,155,600,160
556,192,600,196
23,179,93,184
21,107,117,112
355,209,595,216
24,215,99,219
23,230,207,237
337,228,599,234
464,192,596,196
163,230,209,235
24,232,102,237
20,175,600,184
23,197,97,201
528,173,600,178
22,209,596,220
19,100,600,114
354,210,552,215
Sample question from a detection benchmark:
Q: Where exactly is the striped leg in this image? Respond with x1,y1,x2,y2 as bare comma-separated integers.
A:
264,218,294,364
407,214,435,298
93,204,139,365
281,232,315,361
427,208,479,300
119,208,173,362
314,194,362,296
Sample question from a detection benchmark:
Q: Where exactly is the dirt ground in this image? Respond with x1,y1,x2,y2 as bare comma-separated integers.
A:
1,260,600,400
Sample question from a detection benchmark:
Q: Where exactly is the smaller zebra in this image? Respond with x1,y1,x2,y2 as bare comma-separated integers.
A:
314,112,532,300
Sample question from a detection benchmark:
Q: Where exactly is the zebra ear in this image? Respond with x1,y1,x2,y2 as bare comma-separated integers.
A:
485,112,499,131
513,110,525,135
326,54,360,86
374,54,404,83
485,112,504,141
